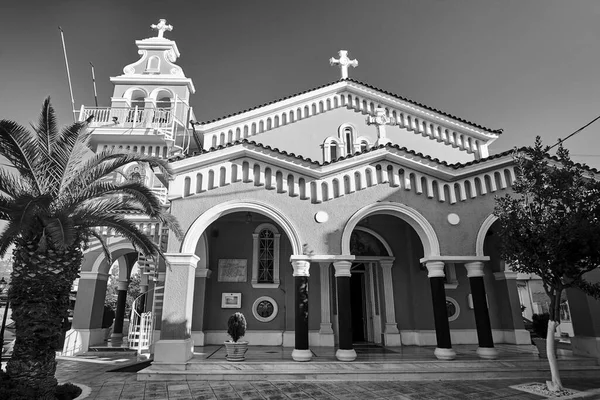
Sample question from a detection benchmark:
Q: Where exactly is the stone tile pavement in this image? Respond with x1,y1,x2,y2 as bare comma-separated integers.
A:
47,355,600,400
1,353,598,399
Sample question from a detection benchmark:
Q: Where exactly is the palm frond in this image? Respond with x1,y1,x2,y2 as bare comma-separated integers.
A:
0,221,20,258
0,195,14,221
33,98,57,158
64,151,172,195
153,212,183,239
63,181,163,218
85,228,113,266
75,212,159,256
43,214,77,249
0,169,30,199
55,119,94,193
0,120,42,194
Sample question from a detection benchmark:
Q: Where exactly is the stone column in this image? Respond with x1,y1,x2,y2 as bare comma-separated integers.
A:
425,261,456,360
64,271,109,355
333,260,357,361
154,253,198,366
379,258,401,346
291,259,312,361
191,267,212,346
111,279,130,346
318,262,334,346
465,262,498,359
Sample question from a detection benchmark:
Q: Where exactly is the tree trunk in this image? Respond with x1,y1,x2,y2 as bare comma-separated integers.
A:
546,320,563,391
546,289,563,392
6,240,82,399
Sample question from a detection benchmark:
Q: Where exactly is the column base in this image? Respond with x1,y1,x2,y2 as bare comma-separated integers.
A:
383,332,402,347
476,346,498,359
154,338,194,364
110,333,124,347
61,328,105,356
434,347,456,360
336,349,357,362
291,349,312,362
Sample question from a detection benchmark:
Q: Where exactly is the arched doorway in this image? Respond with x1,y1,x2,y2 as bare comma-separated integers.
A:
340,203,437,348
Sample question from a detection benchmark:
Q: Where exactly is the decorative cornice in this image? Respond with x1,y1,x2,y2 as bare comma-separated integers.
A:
197,79,501,135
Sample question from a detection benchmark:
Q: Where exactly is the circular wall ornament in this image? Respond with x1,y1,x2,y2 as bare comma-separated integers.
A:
447,213,460,226
446,297,460,321
252,296,278,323
314,211,329,223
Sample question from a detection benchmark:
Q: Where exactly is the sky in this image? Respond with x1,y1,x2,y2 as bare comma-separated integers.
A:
2,0,600,169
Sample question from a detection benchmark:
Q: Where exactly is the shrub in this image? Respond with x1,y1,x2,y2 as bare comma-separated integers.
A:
56,382,82,400
227,312,247,342
532,313,550,338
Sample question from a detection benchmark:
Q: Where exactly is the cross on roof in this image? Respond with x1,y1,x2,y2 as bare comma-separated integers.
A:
151,19,173,39
367,107,398,146
329,50,358,79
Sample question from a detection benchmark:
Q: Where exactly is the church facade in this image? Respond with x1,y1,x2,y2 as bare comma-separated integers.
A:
66,20,600,367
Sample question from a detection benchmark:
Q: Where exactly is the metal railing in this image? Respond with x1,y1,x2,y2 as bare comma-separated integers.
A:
127,286,164,354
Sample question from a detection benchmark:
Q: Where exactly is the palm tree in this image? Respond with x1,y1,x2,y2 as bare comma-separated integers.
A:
0,98,181,398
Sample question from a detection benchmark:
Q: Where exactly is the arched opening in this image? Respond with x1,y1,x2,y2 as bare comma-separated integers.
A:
187,208,298,345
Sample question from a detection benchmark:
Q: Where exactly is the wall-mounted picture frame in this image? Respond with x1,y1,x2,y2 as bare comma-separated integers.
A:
221,292,242,309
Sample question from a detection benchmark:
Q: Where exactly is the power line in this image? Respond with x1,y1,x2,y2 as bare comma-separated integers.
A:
549,114,600,150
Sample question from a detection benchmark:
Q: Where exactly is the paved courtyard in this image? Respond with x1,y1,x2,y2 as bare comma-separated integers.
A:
48,354,600,400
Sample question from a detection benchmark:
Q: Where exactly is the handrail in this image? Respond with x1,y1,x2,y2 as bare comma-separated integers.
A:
127,285,164,354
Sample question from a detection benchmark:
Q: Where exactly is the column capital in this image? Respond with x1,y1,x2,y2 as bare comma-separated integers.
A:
333,261,352,277
79,271,109,281
465,262,485,278
117,280,129,291
378,257,395,269
425,261,445,278
165,253,199,269
292,260,310,277
196,268,212,278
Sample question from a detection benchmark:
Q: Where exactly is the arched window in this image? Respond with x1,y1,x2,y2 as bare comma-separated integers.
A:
322,137,341,162
128,90,146,123
252,223,280,288
345,127,353,154
330,145,338,161
146,56,160,72
360,141,368,152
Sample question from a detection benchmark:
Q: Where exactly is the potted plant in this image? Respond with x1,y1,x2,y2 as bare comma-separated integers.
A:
224,312,248,361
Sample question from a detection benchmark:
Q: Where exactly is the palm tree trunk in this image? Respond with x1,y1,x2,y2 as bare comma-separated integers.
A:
6,239,82,399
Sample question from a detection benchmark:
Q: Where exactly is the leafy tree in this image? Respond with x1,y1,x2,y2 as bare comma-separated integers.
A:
0,98,181,398
104,264,142,313
494,137,600,391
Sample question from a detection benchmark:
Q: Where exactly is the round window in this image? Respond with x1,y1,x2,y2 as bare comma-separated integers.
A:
252,296,278,322
446,297,460,322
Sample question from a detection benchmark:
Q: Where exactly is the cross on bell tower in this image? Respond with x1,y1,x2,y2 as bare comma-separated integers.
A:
151,19,173,39
367,107,399,146
329,50,358,80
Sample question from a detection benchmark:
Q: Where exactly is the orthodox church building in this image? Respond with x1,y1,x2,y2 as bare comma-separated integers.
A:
65,20,600,369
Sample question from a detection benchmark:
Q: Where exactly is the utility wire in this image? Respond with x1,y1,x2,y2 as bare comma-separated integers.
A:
549,114,600,150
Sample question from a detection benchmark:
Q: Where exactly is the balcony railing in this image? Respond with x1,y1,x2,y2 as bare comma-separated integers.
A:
80,107,174,132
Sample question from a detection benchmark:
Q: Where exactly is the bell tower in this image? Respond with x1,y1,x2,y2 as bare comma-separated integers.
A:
80,19,196,158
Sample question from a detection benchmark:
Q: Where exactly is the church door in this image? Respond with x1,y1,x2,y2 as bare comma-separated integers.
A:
350,263,380,344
